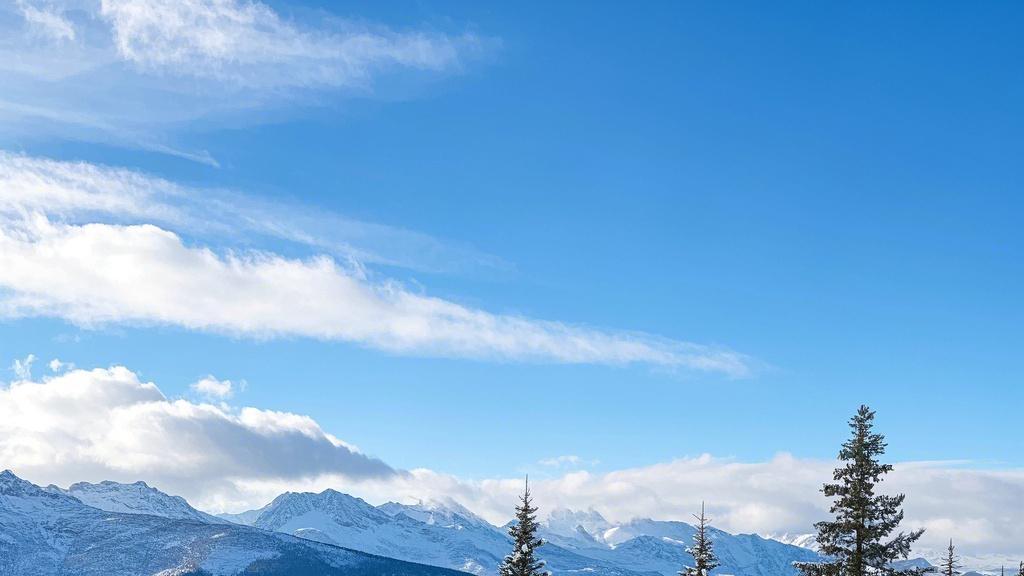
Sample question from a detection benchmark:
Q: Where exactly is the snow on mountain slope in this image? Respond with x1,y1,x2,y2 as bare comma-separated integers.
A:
542,508,613,549
248,490,509,575
231,489,650,576
540,510,821,576
379,498,492,530
47,479,227,524
0,470,470,576
765,533,819,551
226,488,822,576
216,508,263,526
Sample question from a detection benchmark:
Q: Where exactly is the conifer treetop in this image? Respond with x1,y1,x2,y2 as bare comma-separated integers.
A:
680,502,719,576
939,539,960,576
795,405,926,576
500,476,546,576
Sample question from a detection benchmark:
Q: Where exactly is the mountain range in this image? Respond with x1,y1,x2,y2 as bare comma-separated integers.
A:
3,470,937,576
0,470,470,576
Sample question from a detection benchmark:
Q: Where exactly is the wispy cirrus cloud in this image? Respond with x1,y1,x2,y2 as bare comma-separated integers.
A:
0,152,751,374
100,0,470,86
0,0,485,161
0,151,509,275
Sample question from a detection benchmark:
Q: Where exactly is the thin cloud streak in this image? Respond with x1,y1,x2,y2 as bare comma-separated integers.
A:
0,152,750,374
0,217,749,373
0,0,486,161
0,151,509,276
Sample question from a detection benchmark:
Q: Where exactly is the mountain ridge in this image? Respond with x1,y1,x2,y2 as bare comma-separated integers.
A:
5,469,934,576
0,470,473,576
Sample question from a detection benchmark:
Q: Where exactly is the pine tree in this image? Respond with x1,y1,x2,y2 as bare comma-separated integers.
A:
1017,562,1023,576
681,502,719,576
938,540,959,576
500,477,546,576
795,405,926,576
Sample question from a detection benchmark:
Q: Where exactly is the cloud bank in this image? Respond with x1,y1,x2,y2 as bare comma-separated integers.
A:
0,152,751,374
4,362,1021,561
0,364,394,509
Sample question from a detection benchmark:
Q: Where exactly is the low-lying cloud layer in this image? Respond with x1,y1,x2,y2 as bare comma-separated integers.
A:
0,152,752,373
4,362,1021,560
0,363,394,508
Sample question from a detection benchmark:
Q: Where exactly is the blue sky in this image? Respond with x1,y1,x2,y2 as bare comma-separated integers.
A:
1,0,1022,556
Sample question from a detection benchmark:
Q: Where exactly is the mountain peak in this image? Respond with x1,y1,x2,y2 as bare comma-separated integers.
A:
0,469,37,494
59,479,225,523
378,497,490,529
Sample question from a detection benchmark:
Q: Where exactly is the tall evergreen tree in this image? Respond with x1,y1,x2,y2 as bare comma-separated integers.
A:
938,540,959,576
681,502,719,576
1017,562,1023,576
500,477,546,576
795,405,926,576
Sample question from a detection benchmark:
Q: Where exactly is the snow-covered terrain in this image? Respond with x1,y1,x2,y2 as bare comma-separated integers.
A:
763,533,819,552
47,479,227,524
220,491,821,576
4,468,940,576
538,509,822,576
0,470,470,576
221,489,636,576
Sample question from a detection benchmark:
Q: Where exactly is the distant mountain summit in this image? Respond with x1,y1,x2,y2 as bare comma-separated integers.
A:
379,498,493,530
0,470,470,576
1,469,858,576
47,479,227,524
217,488,822,576
765,533,820,551
538,509,822,576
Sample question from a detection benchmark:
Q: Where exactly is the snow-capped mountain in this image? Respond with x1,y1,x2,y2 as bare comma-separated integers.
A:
764,532,819,551
543,508,614,548
539,510,821,576
221,490,649,576
379,498,493,530
228,489,507,573
4,469,832,576
219,489,822,576
0,470,469,576
46,479,227,524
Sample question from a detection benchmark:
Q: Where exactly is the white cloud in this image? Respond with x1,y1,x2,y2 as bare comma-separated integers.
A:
0,364,394,510
0,152,750,373
10,353,35,379
0,216,749,373
17,1,75,41
0,0,483,160
337,456,1024,561
191,375,233,399
99,0,470,87
538,455,598,469
0,152,511,276
539,455,583,467
3,361,1021,561
47,358,73,372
